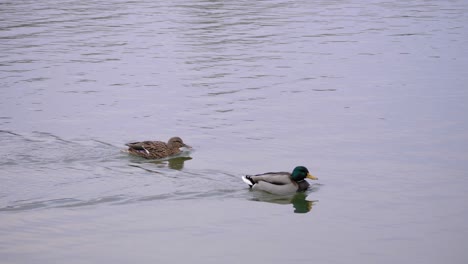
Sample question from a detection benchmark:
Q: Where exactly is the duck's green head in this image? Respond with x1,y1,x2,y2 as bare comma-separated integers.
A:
291,166,318,181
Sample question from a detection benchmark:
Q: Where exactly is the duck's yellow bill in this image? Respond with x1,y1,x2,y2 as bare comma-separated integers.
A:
306,173,318,180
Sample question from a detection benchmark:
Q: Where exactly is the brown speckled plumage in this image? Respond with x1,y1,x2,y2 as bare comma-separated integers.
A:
126,137,189,159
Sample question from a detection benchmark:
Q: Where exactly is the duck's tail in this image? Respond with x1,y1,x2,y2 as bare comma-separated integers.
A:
242,175,256,188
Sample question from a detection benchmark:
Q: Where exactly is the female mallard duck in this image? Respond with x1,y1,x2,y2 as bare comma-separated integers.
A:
126,137,190,159
242,166,318,195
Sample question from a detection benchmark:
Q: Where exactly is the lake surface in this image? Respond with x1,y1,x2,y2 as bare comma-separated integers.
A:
1,0,468,263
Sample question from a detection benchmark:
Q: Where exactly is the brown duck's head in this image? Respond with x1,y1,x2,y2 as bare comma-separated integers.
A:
168,137,191,149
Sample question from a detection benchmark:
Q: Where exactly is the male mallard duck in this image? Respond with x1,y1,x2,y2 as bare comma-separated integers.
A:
242,166,318,195
126,137,190,159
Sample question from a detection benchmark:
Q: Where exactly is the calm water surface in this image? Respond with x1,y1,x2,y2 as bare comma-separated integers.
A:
1,0,468,263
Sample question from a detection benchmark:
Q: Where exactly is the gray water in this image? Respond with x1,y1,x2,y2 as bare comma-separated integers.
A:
1,0,468,263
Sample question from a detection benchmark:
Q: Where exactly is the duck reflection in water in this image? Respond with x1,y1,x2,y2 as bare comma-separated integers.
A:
145,156,192,170
249,192,317,214
128,152,192,171
167,156,192,170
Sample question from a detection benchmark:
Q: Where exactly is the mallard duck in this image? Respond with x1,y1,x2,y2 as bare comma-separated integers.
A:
126,137,190,159
242,166,318,195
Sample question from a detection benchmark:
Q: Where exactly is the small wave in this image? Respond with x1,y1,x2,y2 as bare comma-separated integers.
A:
0,195,129,212
0,130,121,166
0,198,81,212
0,188,245,212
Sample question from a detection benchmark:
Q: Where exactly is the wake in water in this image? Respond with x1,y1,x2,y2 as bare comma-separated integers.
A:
0,130,244,212
0,130,122,166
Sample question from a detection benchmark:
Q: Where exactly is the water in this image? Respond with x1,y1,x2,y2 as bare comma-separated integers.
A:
1,0,468,263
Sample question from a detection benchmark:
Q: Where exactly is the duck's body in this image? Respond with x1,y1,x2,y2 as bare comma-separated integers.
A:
242,166,317,195
126,137,189,159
